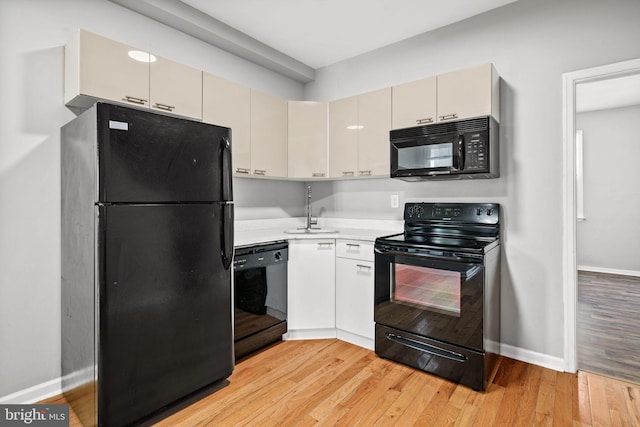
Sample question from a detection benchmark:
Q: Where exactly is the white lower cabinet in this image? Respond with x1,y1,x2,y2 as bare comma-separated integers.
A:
335,240,375,349
286,239,336,339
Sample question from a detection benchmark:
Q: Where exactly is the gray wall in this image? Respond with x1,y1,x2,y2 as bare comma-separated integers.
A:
304,0,640,361
576,105,640,272
0,0,302,398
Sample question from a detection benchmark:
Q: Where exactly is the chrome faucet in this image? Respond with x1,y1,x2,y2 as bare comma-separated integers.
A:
305,185,318,230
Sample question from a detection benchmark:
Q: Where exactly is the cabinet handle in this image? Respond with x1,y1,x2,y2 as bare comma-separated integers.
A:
346,243,360,248
312,172,326,177
318,242,333,248
356,264,372,271
235,168,250,174
342,171,355,176
153,102,175,112
416,117,434,125
439,113,459,121
123,96,147,105
254,169,267,175
358,170,372,176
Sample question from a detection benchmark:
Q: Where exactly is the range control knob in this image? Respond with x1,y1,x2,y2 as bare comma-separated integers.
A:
486,208,494,216
476,208,483,216
274,251,282,261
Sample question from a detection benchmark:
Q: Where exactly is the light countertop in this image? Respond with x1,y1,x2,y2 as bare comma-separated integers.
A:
234,217,403,248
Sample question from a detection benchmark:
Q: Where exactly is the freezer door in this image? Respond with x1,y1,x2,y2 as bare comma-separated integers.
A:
98,204,233,427
97,103,231,203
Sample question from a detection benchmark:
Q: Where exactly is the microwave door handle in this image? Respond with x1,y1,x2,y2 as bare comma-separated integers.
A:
456,135,465,170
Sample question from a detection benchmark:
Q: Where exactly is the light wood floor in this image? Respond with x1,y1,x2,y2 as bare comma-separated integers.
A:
43,339,640,426
577,271,640,384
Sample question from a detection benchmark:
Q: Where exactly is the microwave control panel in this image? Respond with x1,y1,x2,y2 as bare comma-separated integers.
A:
463,132,488,171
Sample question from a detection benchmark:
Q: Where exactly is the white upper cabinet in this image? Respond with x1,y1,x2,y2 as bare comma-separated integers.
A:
65,29,149,110
202,73,251,175
250,89,288,178
149,56,202,120
288,101,328,179
329,88,391,178
357,87,391,177
391,64,500,128
392,76,437,129
437,63,500,123
329,96,359,178
65,30,202,120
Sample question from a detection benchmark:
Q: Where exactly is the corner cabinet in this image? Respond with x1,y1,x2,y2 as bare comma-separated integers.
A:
286,239,336,339
335,240,375,350
65,29,202,120
250,89,288,178
288,101,328,179
202,73,251,176
329,87,391,178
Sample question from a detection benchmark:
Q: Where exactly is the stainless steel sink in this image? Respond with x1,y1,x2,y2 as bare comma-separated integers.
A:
284,228,338,234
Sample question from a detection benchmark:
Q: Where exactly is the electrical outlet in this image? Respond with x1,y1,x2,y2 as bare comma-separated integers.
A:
391,194,399,208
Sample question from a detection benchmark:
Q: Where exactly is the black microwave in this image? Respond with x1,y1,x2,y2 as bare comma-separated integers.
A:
390,116,499,181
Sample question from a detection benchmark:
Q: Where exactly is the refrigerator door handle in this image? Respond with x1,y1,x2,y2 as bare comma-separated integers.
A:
221,136,233,202
221,203,234,270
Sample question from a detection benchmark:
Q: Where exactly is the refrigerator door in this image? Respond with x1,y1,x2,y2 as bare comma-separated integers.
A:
98,203,233,427
97,103,232,203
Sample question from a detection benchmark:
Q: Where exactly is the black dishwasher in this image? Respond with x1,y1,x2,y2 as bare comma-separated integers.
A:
234,241,288,360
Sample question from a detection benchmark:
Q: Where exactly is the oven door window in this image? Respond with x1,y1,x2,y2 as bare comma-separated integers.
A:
397,142,453,170
391,264,463,317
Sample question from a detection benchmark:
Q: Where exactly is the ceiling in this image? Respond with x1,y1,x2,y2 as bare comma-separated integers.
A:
110,0,518,82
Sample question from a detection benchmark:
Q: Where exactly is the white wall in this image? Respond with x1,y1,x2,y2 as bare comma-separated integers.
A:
576,105,640,272
305,0,640,364
0,0,302,399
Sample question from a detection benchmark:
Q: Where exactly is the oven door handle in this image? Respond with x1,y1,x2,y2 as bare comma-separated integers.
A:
374,246,482,264
385,333,467,362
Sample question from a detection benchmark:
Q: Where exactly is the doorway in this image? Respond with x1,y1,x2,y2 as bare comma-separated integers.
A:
562,58,640,375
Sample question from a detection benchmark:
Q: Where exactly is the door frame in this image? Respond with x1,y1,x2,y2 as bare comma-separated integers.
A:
562,58,640,373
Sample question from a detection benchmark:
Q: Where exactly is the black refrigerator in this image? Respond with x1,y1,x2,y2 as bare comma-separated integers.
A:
61,103,234,426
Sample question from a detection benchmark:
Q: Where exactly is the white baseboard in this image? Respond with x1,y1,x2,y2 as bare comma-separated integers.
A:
336,329,374,351
578,265,640,277
0,377,62,404
284,329,337,341
496,342,565,372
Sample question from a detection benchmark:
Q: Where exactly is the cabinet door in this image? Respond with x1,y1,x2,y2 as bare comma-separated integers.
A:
288,101,328,179
392,76,437,129
150,56,202,119
203,74,251,175
329,96,358,178
437,63,498,122
358,87,391,177
69,29,149,108
335,258,374,339
250,90,288,178
287,240,335,330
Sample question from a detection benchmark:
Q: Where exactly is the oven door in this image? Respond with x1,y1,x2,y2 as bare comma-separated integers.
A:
390,133,464,179
374,246,484,351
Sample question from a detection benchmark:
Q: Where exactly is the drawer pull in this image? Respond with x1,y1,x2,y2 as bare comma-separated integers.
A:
356,264,372,271
235,168,250,174
123,96,147,105
439,113,459,121
153,102,175,112
346,243,360,248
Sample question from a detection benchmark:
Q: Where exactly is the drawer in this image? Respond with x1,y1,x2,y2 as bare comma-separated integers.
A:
336,240,374,262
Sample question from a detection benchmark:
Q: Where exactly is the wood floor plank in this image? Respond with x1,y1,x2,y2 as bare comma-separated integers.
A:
41,339,640,427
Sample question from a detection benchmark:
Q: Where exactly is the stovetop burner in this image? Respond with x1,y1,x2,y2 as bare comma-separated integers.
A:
376,202,500,254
